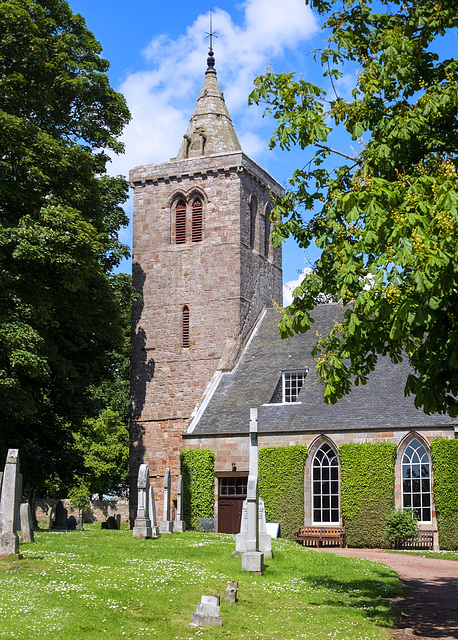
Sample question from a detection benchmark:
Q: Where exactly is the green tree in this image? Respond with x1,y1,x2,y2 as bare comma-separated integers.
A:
250,0,458,415
0,0,131,495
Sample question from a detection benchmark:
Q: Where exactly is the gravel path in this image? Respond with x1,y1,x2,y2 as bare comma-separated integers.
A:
317,548,458,640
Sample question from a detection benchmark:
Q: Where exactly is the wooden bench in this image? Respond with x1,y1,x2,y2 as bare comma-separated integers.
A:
294,526,346,548
396,530,434,550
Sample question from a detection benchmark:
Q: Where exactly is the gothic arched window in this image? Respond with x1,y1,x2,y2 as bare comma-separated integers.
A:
264,205,271,257
175,200,186,244
192,198,203,243
401,438,432,523
250,197,257,249
312,443,340,524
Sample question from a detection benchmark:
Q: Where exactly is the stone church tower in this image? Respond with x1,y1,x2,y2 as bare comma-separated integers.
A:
129,48,283,519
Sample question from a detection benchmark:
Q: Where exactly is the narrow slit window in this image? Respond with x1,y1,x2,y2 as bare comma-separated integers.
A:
192,198,203,242
182,305,190,348
175,200,186,244
264,206,271,257
250,197,257,249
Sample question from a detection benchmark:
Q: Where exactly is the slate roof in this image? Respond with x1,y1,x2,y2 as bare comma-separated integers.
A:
188,305,457,436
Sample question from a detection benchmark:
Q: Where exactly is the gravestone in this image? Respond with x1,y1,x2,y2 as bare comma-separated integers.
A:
190,595,223,627
238,409,264,572
0,449,20,556
174,475,186,532
235,497,272,558
19,503,34,543
148,483,160,538
198,518,215,533
67,515,77,530
133,464,152,539
106,516,118,530
115,514,121,530
46,506,55,530
159,468,173,534
234,409,269,572
15,474,23,532
225,581,238,603
52,500,67,530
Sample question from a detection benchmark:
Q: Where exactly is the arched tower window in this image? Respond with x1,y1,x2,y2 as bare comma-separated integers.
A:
401,438,432,523
264,205,271,258
192,198,203,242
175,200,186,244
312,443,340,524
182,305,190,348
250,196,257,249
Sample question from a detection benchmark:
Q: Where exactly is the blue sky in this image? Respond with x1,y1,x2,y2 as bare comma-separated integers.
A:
67,0,456,303
68,0,330,298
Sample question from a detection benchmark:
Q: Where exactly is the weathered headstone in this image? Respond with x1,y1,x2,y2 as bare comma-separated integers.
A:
67,515,77,530
225,581,238,603
15,474,23,532
198,518,215,532
174,475,186,532
0,449,20,556
133,464,152,539
106,516,118,530
190,595,223,627
159,468,173,534
46,506,55,530
148,483,160,538
115,514,121,530
19,503,34,543
52,500,67,530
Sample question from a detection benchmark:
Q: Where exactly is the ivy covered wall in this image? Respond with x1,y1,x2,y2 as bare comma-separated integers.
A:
180,449,215,530
259,445,307,539
340,442,397,548
431,438,458,550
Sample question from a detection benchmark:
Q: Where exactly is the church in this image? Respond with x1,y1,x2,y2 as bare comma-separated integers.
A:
129,47,458,545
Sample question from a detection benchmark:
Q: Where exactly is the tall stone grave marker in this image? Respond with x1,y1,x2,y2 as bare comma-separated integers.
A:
238,409,264,572
133,464,153,539
148,480,160,538
174,475,186,532
20,503,34,544
159,468,174,533
52,500,68,530
0,449,20,556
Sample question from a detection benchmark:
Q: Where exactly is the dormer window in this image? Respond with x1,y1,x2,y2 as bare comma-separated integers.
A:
269,370,308,404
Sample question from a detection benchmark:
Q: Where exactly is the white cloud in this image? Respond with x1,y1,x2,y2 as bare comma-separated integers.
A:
283,267,312,306
109,0,318,178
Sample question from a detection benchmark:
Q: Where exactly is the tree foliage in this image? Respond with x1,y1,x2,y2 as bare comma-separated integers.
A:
250,0,458,415
0,0,131,495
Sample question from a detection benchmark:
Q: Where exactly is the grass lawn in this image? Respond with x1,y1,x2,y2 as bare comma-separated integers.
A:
0,526,403,640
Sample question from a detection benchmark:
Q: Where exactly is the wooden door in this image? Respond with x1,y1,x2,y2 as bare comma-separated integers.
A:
218,476,247,534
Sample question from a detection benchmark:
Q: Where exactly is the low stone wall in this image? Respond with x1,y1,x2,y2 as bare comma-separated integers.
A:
35,497,130,525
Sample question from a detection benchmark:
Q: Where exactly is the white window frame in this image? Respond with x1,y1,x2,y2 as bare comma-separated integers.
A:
282,370,307,403
312,443,340,525
401,438,432,524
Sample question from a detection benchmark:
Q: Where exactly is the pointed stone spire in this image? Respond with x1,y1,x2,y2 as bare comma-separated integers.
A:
175,48,241,159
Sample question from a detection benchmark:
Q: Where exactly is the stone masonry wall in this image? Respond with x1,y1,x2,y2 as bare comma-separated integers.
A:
130,152,283,523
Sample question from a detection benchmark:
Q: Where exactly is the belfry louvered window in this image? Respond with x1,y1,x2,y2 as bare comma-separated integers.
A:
192,198,203,242
175,200,186,244
182,305,190,348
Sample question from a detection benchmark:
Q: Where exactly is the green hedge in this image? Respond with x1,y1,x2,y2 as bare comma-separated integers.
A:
180,449,215,530
259,445,307,539
431,438,458,550
340,442,396,548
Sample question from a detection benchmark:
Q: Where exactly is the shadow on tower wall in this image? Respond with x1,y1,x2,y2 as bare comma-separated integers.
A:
129,261,154,526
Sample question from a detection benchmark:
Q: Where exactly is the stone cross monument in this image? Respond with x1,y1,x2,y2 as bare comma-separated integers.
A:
159,468,174,533
239,409,264,572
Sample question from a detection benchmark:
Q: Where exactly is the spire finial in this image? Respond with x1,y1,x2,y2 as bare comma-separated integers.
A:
206,8,218,70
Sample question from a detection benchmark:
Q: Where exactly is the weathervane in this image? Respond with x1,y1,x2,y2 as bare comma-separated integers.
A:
206,7,218,69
